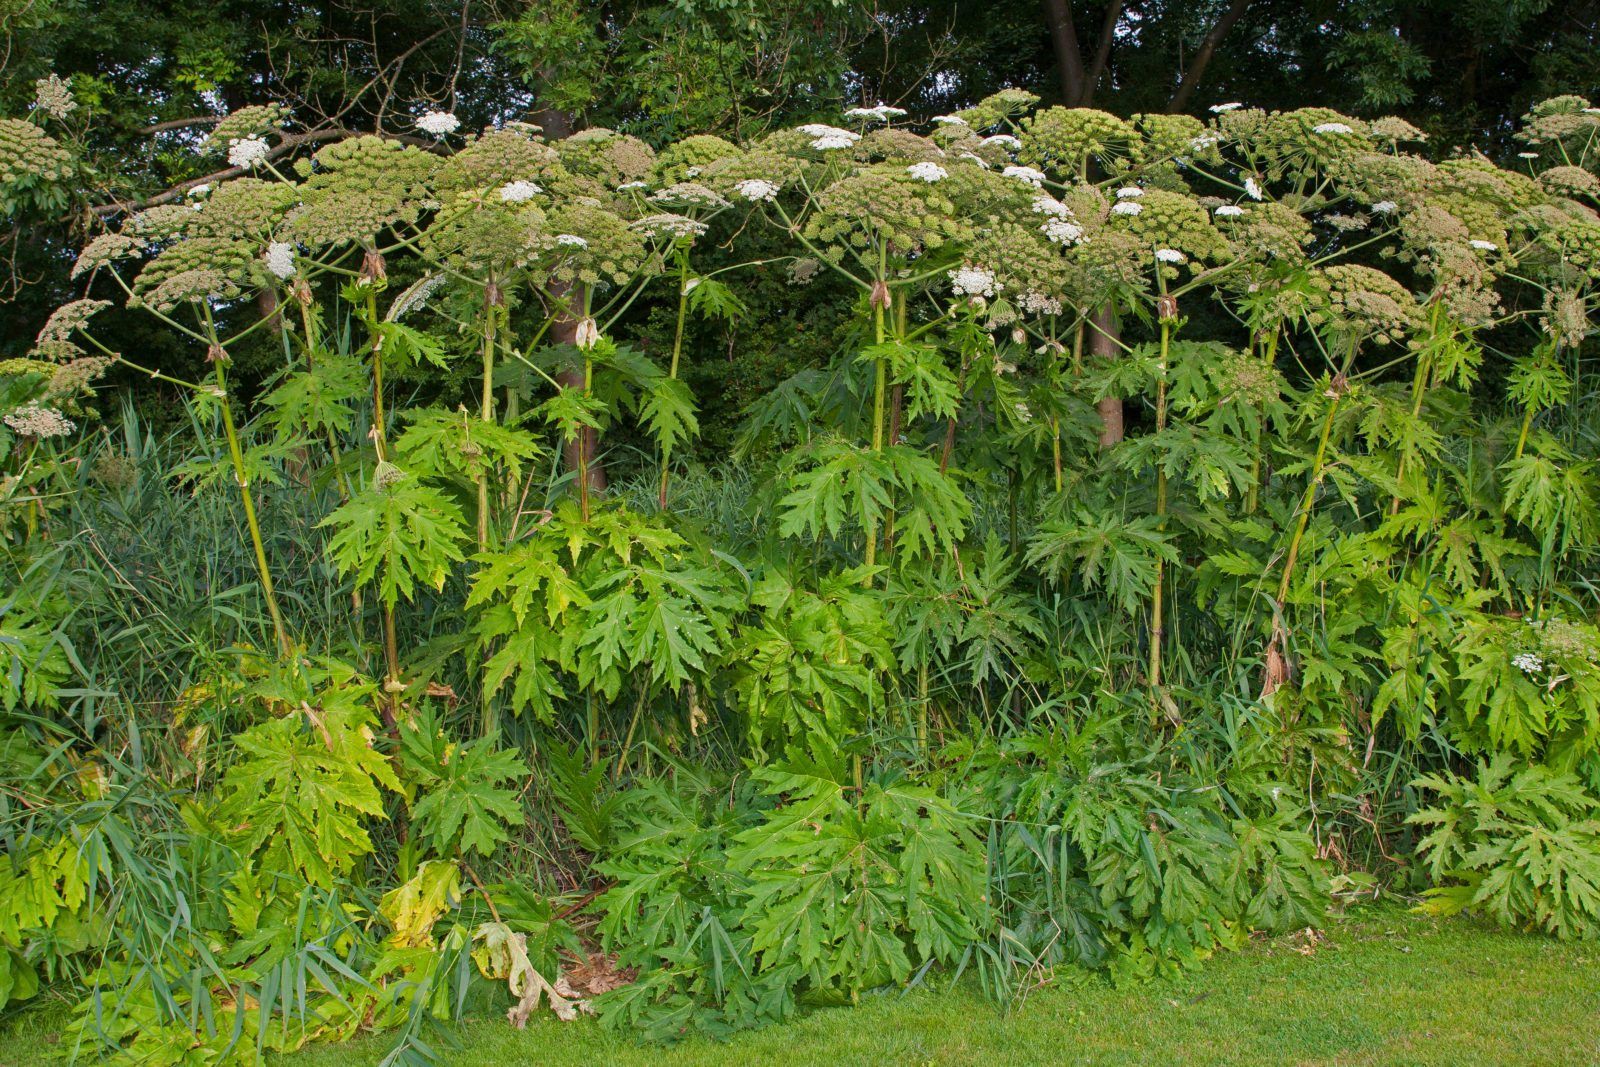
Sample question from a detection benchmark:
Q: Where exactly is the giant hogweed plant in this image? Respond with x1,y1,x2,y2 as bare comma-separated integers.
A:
2,78,1600,1058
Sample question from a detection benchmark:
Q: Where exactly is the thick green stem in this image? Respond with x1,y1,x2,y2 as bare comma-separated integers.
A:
214,359,293,659
1149,317,1171,694
1277,373,1347,605
659,250,691,510
863,265,888,583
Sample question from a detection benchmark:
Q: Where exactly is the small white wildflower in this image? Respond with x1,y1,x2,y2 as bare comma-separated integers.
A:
1032,196,1070,217
499,180,542,203
949,265,999,298
906,161,948,182
1312,122,1354,134
1189,133,1221,152
1041,219,1084,245
1214,205,1244,217
263,242,296,280
983,134,1022,150
734,178,780,202
1512,651,1545,675
1210,102,1243,113
1116,186,1145,199
1112,201,1142,216
812,134,855,150
416,110,461,137
227,136,270,169
1001,165,1045,187
1154,248,1185,263
1244,177,1263,200
1470,239,1498,251
932,115,968,125
32,73,76,120
555,234,588,249
1371,200,1397,214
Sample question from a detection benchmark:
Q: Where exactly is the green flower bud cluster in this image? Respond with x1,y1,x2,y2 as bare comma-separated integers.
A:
422,192,548,275
187,178,300,242
554,128,656,187
434,128,564,196
0,118,73,187
132,237,255,310
853,128,947,165
804,163,969,259
289,135,439,247
204,104,292,152
654,134,740,184
1309,264,1423,346
1252,108,1373,177
1215,201,1313,264
535,201,656,289
1539,166,1600,198
1517,96,1599,147
1018,107,1137,178
1106,188,1227,261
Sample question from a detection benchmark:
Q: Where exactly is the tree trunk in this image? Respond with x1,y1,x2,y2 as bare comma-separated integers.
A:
1041,0,1087,105
1091,303,1123,446
548,282,607,496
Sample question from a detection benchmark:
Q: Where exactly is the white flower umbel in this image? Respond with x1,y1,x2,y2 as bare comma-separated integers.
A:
1312,122,1354,134
1155,248,1185,264
734,178,780,202
1210,102,1243,113
958,152,990,169
949,265,999,298
264,242,296,280
1001,165,1045,187
931,115,967,125
1116,186,1144,199
1190,133,1221,152
906,161,948,182
555,234,588,249
1019,291,1063,316
799,124,860,150
1214,204,1244,217
1244,177,1263,200
1512,651,1545,675
844,103,907,123
983,134,1022,150
417,110,461,137
618,180,649,191
812,134,854,150
1470,239,1498,251
3,403,75,438
1031,195,1070,217
1041,218,1084,245
1371,200,1397,214
227,136,270,169
1112,201,1142,215
499,180,542,203
186,184,211,199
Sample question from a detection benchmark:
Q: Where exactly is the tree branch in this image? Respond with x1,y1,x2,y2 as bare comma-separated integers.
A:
1081,0,1126,107
1041,0,1087,105
1166,0,1252,113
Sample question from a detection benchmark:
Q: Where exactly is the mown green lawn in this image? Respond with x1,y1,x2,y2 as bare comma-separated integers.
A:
4,908,1596,1065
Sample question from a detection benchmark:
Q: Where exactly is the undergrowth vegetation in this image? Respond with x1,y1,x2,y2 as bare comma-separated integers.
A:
2,83,1600,1063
